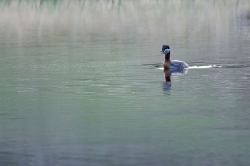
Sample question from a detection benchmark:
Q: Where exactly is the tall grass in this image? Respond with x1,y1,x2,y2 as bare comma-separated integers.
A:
0,0,249,40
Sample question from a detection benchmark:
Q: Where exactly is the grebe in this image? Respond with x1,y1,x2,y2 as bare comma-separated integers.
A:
161,45,188,71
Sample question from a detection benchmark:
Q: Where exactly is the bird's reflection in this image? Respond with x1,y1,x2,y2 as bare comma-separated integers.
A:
162,68,188,91
163,69,171,91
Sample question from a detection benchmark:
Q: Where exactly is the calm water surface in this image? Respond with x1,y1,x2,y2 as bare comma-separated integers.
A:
0,1,250,165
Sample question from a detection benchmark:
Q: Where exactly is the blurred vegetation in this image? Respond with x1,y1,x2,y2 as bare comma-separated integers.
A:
0,0,249,40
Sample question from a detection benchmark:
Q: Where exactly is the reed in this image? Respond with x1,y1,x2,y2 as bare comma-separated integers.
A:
0,0,249,40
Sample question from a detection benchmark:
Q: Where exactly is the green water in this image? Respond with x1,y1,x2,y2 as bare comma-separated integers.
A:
0,0,250,165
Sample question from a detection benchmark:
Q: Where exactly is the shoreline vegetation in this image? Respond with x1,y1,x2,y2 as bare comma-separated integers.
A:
0,0,249,40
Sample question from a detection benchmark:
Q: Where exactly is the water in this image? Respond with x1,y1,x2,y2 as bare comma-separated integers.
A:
0,0,250,165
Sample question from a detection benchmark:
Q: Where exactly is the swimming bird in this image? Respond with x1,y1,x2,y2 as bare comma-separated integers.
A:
161,45,188,71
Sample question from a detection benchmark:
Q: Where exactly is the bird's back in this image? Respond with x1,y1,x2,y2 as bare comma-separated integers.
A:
170,60,188,70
